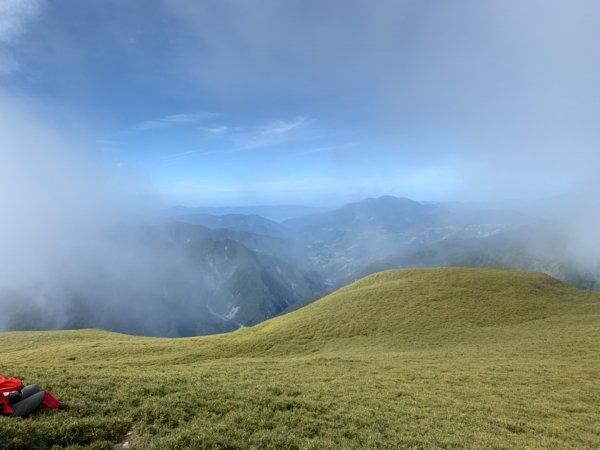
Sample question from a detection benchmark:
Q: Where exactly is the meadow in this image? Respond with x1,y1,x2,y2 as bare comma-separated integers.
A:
1,268,599,449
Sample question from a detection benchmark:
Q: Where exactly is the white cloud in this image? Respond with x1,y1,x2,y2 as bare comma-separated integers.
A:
0,0,41,74
161,112,214,124
260,117,306,136
201,125,228,134
232,116,308,151
295,141,360,156
0,0,40,43
129,111,217,131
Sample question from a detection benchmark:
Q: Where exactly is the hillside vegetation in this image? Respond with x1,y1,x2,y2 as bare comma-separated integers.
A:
1,268,599,449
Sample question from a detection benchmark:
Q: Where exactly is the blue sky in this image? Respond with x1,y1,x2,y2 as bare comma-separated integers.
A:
1,0,599,206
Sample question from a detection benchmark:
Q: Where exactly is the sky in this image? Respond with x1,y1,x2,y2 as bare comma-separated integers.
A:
1,0,600,207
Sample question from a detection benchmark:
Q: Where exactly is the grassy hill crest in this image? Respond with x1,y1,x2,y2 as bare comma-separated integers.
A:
1,268,599,449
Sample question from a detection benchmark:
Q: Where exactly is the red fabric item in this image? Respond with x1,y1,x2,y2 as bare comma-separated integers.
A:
0,376,23,393
0,394,14,415
42,391,61,409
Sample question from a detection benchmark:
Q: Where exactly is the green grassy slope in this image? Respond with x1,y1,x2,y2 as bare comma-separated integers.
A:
1,268,599,449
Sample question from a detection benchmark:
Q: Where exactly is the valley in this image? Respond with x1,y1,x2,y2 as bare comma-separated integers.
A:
2,196,598,337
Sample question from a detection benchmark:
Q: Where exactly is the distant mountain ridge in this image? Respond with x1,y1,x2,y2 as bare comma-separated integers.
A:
166,204,326,222
281,196,523,287
170,213,285,237
1,195,598,337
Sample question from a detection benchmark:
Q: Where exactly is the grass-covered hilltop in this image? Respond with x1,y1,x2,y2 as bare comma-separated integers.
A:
1,268,599,449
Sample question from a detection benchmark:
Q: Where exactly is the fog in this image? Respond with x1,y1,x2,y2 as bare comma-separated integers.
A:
0,93,228,336
1,91,599,336
1,1,600,336
0,93,101,290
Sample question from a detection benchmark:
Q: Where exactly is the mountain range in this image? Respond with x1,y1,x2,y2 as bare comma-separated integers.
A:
1,195,598,337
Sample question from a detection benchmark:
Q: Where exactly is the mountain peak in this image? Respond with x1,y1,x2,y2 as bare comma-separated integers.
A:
354,195,421,207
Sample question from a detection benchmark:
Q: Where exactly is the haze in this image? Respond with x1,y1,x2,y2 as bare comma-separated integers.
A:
1,0,599,336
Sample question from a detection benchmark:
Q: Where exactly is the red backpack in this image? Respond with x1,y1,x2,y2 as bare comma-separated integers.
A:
1,376,23,415
0,376,23,393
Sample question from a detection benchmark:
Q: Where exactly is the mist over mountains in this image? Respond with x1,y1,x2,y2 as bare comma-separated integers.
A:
166,205,326,222
1,195,598,337
1,0,599,339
